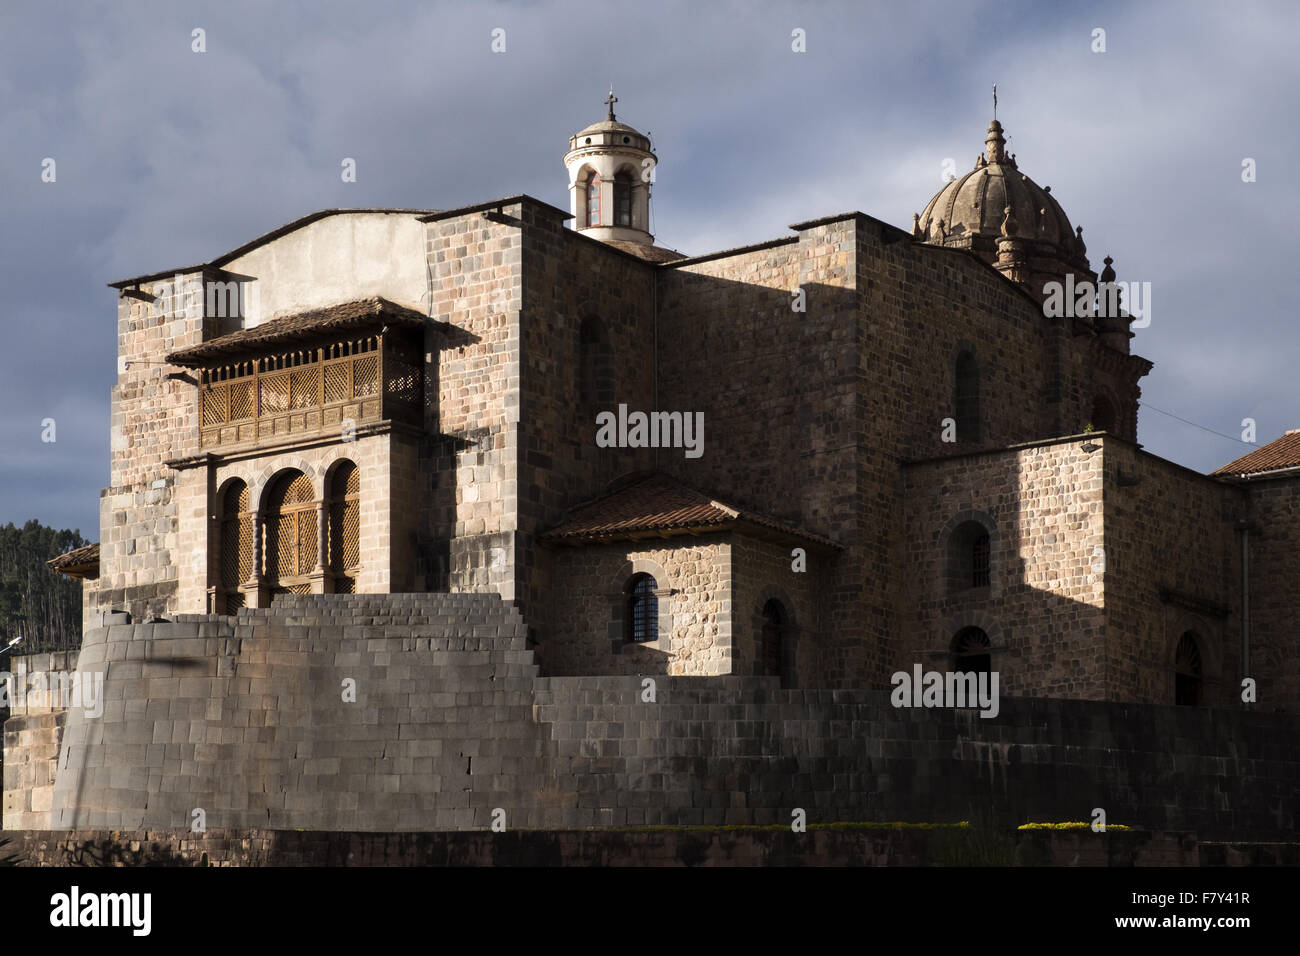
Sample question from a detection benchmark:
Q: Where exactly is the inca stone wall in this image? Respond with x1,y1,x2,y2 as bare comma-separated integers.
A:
1,652,77,830
7,595,1297,838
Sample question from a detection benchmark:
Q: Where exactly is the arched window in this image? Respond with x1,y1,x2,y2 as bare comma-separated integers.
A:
264,470,317,596
955,351,981,442
949,520,992,591
626,573,658,643
1090,395,1117,434
614,171,633,227
1175,632,1203,706
586,173,602,227
579,317,614,405
327,460,360,593
951,627,991,675
760,599,784,678
218,480,252,613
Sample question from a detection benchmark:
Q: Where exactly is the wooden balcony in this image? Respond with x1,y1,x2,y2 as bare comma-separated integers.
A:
197,333,420,450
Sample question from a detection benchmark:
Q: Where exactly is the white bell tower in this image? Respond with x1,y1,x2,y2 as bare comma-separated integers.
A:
563,91,656,245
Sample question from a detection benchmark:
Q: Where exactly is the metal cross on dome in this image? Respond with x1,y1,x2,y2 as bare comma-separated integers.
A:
604,88,618,121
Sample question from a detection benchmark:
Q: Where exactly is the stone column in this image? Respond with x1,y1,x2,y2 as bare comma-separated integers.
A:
245,514,265,608
309,501,329,594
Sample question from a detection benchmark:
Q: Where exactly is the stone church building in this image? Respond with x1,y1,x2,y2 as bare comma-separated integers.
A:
51,102,1300,713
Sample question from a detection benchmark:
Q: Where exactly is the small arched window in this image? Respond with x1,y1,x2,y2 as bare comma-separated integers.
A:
955,351,981,442
626,573,658,643
586,173,602,227
949,520,992,591
614,171,633,227
952,627,991,675
1175,632,1203,706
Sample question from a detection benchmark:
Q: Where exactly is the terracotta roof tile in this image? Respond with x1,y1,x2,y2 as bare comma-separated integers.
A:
1213,430,1300,477
601,240,688,263
166,297,427,367
540,473,839,549
47,542,100,579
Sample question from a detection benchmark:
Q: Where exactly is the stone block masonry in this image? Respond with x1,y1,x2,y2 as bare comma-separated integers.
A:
6,594,1296,838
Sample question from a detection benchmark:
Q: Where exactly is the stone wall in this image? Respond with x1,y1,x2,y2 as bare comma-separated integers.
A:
544,538,732,676
657,221,861,687
1,652,76,830
1101,439,1244,706
516,217,658,647
8,597,1296,838
902,436,1108,699
89,272,209,625
424,204,526,603
1239,474,1300,711
729,533,825,685
3,826,1214,867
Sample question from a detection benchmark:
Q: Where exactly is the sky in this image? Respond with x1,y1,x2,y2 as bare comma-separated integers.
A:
1,0,1296,538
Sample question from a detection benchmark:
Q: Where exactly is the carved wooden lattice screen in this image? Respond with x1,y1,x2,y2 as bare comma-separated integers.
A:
328,461,361,593
219,481,252,613
266,471,316,595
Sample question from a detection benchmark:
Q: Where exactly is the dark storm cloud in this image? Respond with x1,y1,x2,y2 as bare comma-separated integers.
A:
1,0,1296,534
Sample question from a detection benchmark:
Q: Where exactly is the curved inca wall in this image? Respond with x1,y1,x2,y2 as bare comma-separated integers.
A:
21,594,1300,837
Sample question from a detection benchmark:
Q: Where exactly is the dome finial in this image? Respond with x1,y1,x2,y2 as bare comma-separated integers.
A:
992,83,998,121
985,118,1006,164
604,87,618,121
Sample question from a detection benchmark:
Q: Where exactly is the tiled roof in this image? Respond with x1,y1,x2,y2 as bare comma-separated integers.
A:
166,297,427,366
47,542,100,579
602,240,688,263
539,473,839,549
1213,430,1300,477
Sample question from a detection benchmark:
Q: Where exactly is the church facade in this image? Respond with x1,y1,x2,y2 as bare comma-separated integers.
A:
55,103,1300,713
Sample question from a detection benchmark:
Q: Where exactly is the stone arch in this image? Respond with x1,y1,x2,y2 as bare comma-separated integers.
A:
252,458,322,511
213,477,252,614
940,509,998,596
935,610,1006,672
606,557,672,653
751,585,799,688
325,457,361,593
261,467,318,596
1164,615,1221,706
950,625,992,675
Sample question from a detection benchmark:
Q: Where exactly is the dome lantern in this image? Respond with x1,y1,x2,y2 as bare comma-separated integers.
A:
563,90,657,245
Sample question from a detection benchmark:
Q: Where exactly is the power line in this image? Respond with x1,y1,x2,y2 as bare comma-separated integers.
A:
1138,400,1248,444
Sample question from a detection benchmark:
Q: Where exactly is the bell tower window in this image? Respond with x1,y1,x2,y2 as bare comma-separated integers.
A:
586,174,601,227
614,172,632,227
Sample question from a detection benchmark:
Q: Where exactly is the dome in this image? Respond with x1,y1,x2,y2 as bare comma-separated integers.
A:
569,118,652,154
915,120,1088,269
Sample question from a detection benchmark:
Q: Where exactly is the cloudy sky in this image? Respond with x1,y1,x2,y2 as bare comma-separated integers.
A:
1,0,1296,537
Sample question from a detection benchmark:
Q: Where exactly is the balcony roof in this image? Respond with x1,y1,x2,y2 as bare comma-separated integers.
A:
166,297,428,367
